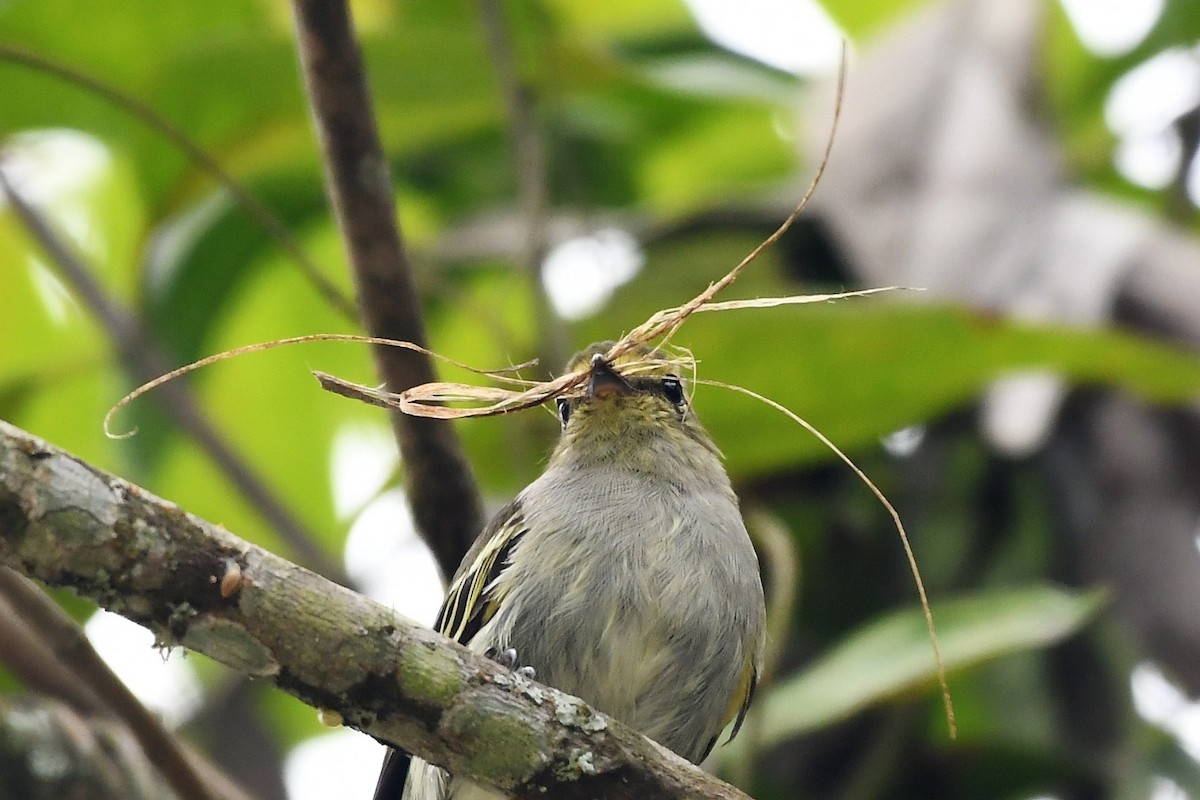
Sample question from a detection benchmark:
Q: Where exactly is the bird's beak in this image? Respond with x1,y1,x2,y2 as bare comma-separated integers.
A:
588,354,633,400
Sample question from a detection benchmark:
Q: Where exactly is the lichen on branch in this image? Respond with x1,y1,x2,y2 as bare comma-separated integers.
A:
0,420,750,800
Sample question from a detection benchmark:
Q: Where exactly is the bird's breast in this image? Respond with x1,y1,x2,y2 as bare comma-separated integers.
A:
476,466,762,762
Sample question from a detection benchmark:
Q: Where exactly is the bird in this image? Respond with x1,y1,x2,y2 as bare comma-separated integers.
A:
373,342,766,800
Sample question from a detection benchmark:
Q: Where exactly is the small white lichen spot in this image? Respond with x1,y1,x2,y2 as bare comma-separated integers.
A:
521,682,546,705
570,749,597,775
579,712,608,734
553,695,582,726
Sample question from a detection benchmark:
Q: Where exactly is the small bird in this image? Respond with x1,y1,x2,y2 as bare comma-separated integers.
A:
374,343,766,800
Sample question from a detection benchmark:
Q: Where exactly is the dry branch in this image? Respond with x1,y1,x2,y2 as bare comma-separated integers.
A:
290,0,484,580
0,568,216,800
0,420,752,800
0,694,168,800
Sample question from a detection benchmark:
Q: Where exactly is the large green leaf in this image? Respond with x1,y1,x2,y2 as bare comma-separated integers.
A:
637,104,796,213
744,586,1103,747
570,232,1200,475
684,300,1200,475
139,171,338,366
0,0,267,88
541,0,695,40
153,230,377,551
0,1,293,211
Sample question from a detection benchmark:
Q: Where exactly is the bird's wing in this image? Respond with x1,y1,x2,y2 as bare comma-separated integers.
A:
726,659,759,742
435,498,527,644
699,655,759,762
373,500,528,800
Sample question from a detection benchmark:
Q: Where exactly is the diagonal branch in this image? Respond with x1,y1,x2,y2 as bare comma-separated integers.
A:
0,572,256,800
0,694,166,799
0,568,222,800
0,606,257,800
0,43,357,321
476,0,568,373
289,0,483,580
0,587,110,717
0,420,751,800
0,164,348,586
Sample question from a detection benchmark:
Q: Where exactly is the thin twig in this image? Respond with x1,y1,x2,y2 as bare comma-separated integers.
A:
0,165,348,585
0,568,215,800
289,0,484,580
476,0,568,373
0,576,256,800
0,43,357,320
0,591,110,717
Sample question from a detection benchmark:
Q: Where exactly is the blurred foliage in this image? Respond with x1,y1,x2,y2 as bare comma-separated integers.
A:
2,1,1200,799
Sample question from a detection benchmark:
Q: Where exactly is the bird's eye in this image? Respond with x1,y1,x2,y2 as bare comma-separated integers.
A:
661,376,685,406
557,399,572,427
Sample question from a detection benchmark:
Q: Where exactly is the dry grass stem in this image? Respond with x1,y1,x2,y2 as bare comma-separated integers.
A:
700,378,958,739
308,46,856,420
104,334,535,438
107,46,851,429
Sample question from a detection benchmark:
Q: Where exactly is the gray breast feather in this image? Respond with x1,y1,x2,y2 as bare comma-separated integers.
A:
472,465,764,763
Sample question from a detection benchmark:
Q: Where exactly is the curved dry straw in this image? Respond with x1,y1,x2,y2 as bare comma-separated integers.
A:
102,334,536,439
108,44,852,429
104,42,957,738
699,378,957,739
319,47,858,423
316,347,700,418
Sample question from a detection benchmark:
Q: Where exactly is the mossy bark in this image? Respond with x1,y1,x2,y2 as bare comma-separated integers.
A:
0,421,749,800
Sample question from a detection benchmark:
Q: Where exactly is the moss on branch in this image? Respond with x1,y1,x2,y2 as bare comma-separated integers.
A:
0,421,750,800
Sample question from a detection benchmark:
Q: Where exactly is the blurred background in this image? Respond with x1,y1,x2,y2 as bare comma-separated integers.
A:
3,0,1200,798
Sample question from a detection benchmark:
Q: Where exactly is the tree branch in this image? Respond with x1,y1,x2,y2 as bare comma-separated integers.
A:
476,0,568,373
0,588,110,717
0,164,347,586
0,582,254,800
0,43,357,321
2,607,273,800
0,694,167,800
0,568,219,800
289,0,483,581
0,420,751,800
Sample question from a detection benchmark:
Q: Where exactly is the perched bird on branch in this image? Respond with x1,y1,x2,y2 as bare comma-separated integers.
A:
374,343,766,800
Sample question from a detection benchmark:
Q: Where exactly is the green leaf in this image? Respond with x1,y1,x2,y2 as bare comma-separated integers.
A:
636,104,796,213
574,232,1200,474
425,267,548,494
542,0,696,40
750,585,1104,746
818,0,930,40
634,51,801,104
130,224,374,559
140,171,336,366
686,300,1200,475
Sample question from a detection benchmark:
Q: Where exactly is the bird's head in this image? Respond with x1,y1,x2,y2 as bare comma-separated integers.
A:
549,342,721,475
